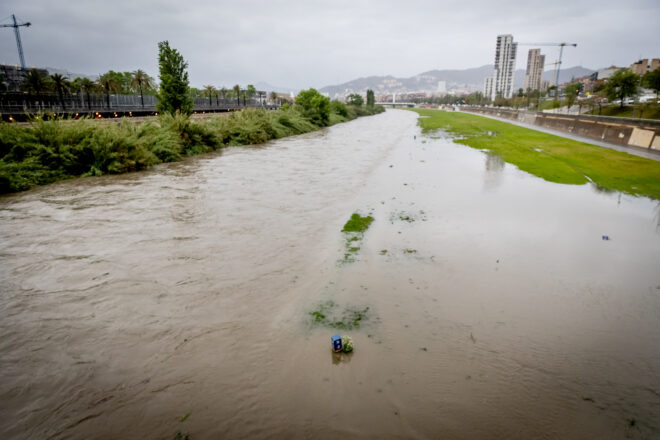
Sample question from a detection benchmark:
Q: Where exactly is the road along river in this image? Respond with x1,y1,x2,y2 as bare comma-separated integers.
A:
1,110,659,439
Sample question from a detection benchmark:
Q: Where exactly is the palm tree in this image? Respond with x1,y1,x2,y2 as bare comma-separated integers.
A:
98,73,121,109
270,91,278,105
202,85,216,107
79,78,96,110
219,87,228,105
130,69,154,108
233,84,241,106
50,73,70,110
21,69,50,110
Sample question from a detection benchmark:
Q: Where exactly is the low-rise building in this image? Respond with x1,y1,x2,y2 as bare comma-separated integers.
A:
629,58,660,75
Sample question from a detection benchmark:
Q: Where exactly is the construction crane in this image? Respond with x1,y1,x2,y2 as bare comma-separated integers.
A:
1,14,31,71
519,42,577,90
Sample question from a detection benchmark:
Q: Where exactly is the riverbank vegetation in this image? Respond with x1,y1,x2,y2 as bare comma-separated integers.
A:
412,109,660,200
585,103,660,120
0,92,384,194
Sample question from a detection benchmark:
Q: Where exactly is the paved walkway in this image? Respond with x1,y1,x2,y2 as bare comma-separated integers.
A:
462,111,660,162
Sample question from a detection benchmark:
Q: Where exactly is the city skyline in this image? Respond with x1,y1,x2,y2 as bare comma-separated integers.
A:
1,0,659,89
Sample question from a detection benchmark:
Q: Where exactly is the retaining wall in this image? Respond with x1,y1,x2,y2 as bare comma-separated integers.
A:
462,106,660,151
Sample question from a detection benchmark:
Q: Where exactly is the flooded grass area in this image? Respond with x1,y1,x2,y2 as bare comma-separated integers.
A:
412,108,660,200
1,110,659,439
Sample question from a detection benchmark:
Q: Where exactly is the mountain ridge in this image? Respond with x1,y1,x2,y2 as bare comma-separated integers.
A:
319,65,595,98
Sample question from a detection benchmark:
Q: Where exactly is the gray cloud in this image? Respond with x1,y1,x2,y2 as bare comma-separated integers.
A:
1,0,658,90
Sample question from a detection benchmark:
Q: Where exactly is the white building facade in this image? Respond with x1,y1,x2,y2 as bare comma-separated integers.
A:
489,34,517,100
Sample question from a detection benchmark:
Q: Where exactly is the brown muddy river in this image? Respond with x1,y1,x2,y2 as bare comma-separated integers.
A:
1,110,659,439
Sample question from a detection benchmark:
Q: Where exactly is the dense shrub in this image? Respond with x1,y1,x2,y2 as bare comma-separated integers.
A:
0,94,385,193
295,88,330,126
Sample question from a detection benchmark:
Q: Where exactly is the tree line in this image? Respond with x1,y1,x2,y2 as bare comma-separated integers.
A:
423,67,660,116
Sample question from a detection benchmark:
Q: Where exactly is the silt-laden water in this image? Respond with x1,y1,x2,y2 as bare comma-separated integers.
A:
1,110,659,439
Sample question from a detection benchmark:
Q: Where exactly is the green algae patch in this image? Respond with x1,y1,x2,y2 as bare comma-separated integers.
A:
309,300,370,330
410,108,660,200
342,213,374,233
340,212,374,263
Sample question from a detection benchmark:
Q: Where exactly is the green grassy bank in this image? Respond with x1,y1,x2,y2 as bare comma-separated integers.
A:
0,104,384,194
412,109,660,200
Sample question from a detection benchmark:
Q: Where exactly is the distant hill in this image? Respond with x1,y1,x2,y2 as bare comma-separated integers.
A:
319,65,595,98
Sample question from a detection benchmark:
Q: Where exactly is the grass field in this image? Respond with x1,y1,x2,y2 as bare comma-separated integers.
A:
412,109,660,200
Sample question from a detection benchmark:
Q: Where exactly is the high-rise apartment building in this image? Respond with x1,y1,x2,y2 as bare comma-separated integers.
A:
524,49,545,92
490,34,517,100
483,76,494,100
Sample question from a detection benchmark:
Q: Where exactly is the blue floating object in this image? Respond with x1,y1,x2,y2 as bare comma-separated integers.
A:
602,235,609,241
331,334,343,352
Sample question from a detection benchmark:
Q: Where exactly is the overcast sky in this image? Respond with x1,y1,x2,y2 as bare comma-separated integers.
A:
1,0,659,90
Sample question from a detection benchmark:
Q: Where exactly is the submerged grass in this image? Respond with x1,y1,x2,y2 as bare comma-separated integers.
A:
341,212,374,263
411,109,660,200
309,300,370,330
0,104,384,194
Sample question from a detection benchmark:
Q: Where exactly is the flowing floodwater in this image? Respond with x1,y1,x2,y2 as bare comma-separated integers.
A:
1,110,659,439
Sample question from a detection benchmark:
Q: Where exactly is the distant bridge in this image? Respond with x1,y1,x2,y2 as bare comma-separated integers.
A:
376,102,416,108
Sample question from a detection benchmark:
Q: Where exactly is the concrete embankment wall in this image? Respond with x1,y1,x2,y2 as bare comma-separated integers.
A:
462,106,660,151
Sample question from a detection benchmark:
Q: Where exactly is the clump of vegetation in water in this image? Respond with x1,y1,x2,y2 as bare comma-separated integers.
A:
342,212,374,233
340,212,374,263
309,300,370,330
389,210,427,223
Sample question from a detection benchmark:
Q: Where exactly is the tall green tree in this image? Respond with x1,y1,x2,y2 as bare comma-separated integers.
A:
157,41,193,115
233,84,241,106
50,73,70,110
98,72,121,109
220,87,228,102
269,91,278,105
130,69,154,108
642,69,660,99
565,82,582,110
605,69,639,108
366,89,375,107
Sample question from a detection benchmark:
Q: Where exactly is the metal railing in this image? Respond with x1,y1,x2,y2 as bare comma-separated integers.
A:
0,92,270,115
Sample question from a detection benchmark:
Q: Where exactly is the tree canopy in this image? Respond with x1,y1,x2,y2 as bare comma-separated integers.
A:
157,41,193,115
295,88,330,126
643,69,660,97
605,69,639,107
565,83,582,109
346,94,364,106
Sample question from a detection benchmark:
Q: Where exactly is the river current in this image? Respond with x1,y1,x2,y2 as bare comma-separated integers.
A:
1,110,659,439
